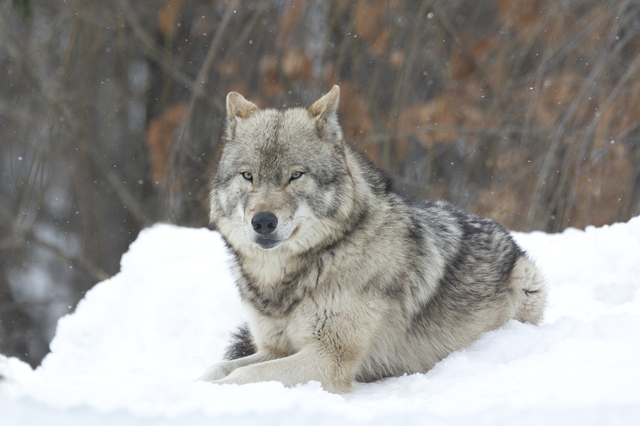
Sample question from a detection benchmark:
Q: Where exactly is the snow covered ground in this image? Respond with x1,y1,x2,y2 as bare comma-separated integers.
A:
1,218,640,425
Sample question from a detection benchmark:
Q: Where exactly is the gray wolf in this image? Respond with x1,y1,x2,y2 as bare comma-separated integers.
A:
201,86,546,393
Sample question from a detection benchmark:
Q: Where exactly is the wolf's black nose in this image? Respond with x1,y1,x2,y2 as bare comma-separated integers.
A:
251,212,278,235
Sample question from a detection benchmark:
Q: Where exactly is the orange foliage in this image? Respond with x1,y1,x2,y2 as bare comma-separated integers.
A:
533,73,583,127
475,183,529,230
259,55,284,97
338,83,373,142
353,0,388,40
396,90,488,158
469,37,499,64
389,49,405,69
157,0,185,40
369,28,391,57
277,0,306,49
449,45,476,80
572,149,633,227
227,81,248,97
496,0,543,42
216,59,239,78
596,89,640,148
145,103,188,187
281,50,312,82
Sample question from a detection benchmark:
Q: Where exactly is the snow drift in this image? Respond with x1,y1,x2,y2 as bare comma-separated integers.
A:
1,218,640,425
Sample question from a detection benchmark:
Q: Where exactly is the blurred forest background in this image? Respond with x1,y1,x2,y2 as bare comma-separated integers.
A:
2,0,640,367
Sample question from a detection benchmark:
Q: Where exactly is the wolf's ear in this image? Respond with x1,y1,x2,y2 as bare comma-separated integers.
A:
226,92,258,119
308,85,340,121
308,85,342,142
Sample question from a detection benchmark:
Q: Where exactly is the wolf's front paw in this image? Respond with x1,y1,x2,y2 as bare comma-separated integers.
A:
199,361,233,381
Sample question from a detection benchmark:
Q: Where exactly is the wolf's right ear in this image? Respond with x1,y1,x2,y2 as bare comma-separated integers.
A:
226,92,258,119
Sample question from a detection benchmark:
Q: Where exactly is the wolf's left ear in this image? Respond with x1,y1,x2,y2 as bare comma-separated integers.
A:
308,85,342,142
226,92,258,119
308,85,340,122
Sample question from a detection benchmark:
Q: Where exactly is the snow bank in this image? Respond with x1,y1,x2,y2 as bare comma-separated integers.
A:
2,218,640,425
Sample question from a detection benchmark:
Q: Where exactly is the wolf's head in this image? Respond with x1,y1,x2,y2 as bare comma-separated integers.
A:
210,86,359,254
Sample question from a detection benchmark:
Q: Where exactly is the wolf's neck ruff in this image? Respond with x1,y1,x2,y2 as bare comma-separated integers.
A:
203,85,546,393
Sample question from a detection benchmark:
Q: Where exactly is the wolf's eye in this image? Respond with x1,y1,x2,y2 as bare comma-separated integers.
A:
290,171,304,181
241,172,253,181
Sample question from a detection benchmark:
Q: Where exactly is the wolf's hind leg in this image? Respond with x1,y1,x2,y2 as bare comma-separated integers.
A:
510,256,547,325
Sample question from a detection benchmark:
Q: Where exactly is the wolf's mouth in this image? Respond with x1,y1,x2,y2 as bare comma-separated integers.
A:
255,237,280,250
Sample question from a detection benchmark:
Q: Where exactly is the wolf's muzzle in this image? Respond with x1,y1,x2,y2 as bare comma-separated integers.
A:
251,212,278,235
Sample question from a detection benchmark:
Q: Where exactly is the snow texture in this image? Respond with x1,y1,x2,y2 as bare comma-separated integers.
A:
2,218,640,425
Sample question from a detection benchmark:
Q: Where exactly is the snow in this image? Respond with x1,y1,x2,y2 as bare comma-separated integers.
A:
2,218,640,425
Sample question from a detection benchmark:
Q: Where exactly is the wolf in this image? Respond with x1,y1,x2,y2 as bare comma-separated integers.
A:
201,85,546,393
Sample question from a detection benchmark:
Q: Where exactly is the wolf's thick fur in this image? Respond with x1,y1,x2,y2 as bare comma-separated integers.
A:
201,86,546,393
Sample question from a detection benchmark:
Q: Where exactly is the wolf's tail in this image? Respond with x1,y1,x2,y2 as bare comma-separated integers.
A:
223,323,257,360
510,256,547,325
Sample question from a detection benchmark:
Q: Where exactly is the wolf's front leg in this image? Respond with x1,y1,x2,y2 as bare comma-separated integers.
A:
214,308,376,393
199,351,276,381
212,345,358,393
